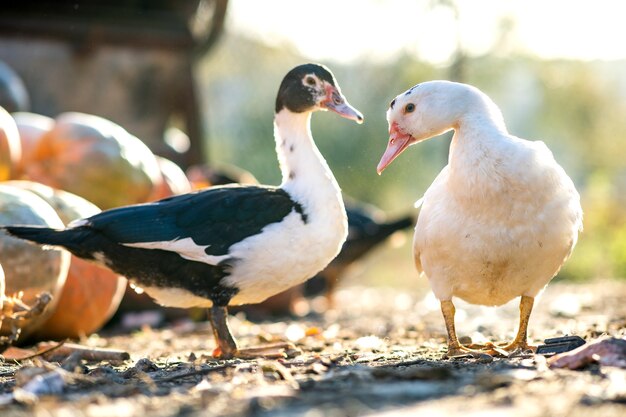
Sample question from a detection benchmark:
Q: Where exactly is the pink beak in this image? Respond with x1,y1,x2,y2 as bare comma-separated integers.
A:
321,85,364,124
377,122,413,174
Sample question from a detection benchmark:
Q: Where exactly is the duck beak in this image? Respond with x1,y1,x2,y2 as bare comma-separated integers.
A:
321,85,364,124
377,122,413,174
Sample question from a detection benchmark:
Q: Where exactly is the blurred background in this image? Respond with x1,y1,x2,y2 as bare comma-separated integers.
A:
2,0,626,300
200,0,626,289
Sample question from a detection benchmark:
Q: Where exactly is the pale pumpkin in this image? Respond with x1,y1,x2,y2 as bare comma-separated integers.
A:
148,156,192,201
0,184,70,340
5,180,128,340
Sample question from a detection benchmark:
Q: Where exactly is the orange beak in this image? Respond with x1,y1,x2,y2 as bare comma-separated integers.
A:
377,122,413,174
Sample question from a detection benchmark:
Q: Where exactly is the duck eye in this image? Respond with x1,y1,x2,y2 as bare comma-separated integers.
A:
305,76,316,86
333,96,342,105
405,103,415,113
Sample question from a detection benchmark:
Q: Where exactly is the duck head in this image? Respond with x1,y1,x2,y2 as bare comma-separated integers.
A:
275,63,363,123
377,81,481,174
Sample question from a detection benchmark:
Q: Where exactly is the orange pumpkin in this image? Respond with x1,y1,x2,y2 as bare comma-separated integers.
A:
27,112,162,209
148,156,192,201
5,181,128,340
12,112,54,177
34,255,127,340
0,106,21,181
186,163,259,190
0,184,70,340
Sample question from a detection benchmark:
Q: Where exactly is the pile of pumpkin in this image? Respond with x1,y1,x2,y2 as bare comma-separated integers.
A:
0,106,195,345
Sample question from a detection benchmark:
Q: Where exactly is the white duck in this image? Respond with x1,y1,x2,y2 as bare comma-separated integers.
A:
377,81,583,357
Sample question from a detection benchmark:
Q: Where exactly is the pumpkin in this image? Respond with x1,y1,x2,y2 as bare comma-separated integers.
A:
35,256,127,340
0,106,21,181
148,156,192,201
5,181,128,340
12,112,54,177
27,112,162,209
186,163,259,190
0,185,70,340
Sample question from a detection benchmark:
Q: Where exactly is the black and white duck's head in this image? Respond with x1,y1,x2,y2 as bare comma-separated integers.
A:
275,63,363,124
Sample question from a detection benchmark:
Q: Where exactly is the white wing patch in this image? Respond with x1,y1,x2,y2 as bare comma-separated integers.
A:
142,286,214,308
68,218,90,228
122,237,230,265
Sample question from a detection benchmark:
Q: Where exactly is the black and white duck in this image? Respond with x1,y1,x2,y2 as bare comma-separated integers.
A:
4,63,363,359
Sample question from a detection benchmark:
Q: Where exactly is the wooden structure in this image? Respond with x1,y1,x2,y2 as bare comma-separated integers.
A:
0,0,229,167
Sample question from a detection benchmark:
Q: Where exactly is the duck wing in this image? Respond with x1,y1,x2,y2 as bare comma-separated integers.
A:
82,184,305,258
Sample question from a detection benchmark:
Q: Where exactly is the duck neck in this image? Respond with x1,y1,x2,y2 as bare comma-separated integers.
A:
447,108,510,197
274,109,344,214
449,98,508,164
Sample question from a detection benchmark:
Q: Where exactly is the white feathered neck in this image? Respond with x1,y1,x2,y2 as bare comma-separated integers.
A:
274,108,345,217
444,89,534,202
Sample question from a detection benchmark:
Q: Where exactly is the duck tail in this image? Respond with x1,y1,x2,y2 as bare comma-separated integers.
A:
377,215,414,239
2,225,88,252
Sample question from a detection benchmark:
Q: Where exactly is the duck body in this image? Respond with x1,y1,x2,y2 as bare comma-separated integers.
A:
378,81,582,355
417,127,581,306
5,63,363,358
26,180,342,309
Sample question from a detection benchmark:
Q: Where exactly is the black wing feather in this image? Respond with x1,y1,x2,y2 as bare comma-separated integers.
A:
5,185,307,303
85,185,303,255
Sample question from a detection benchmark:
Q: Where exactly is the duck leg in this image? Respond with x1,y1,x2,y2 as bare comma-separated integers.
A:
441,299,507,358
324,268,340,309
209,305,299,359
441,299,474,357
209,304,239,358
503,295,536,353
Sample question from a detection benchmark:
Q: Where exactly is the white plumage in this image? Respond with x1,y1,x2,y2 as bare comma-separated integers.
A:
378,81,583,356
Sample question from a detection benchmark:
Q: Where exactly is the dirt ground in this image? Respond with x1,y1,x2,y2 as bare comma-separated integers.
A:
1,279,625,417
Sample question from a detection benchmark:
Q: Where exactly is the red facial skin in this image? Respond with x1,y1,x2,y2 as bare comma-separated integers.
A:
320,84,364,124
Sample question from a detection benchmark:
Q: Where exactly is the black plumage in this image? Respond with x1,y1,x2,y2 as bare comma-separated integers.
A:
81,185,304,255
342,203,413,265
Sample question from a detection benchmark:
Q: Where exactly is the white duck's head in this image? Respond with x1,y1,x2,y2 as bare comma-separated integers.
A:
377,81,503,174
275,63,363,123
